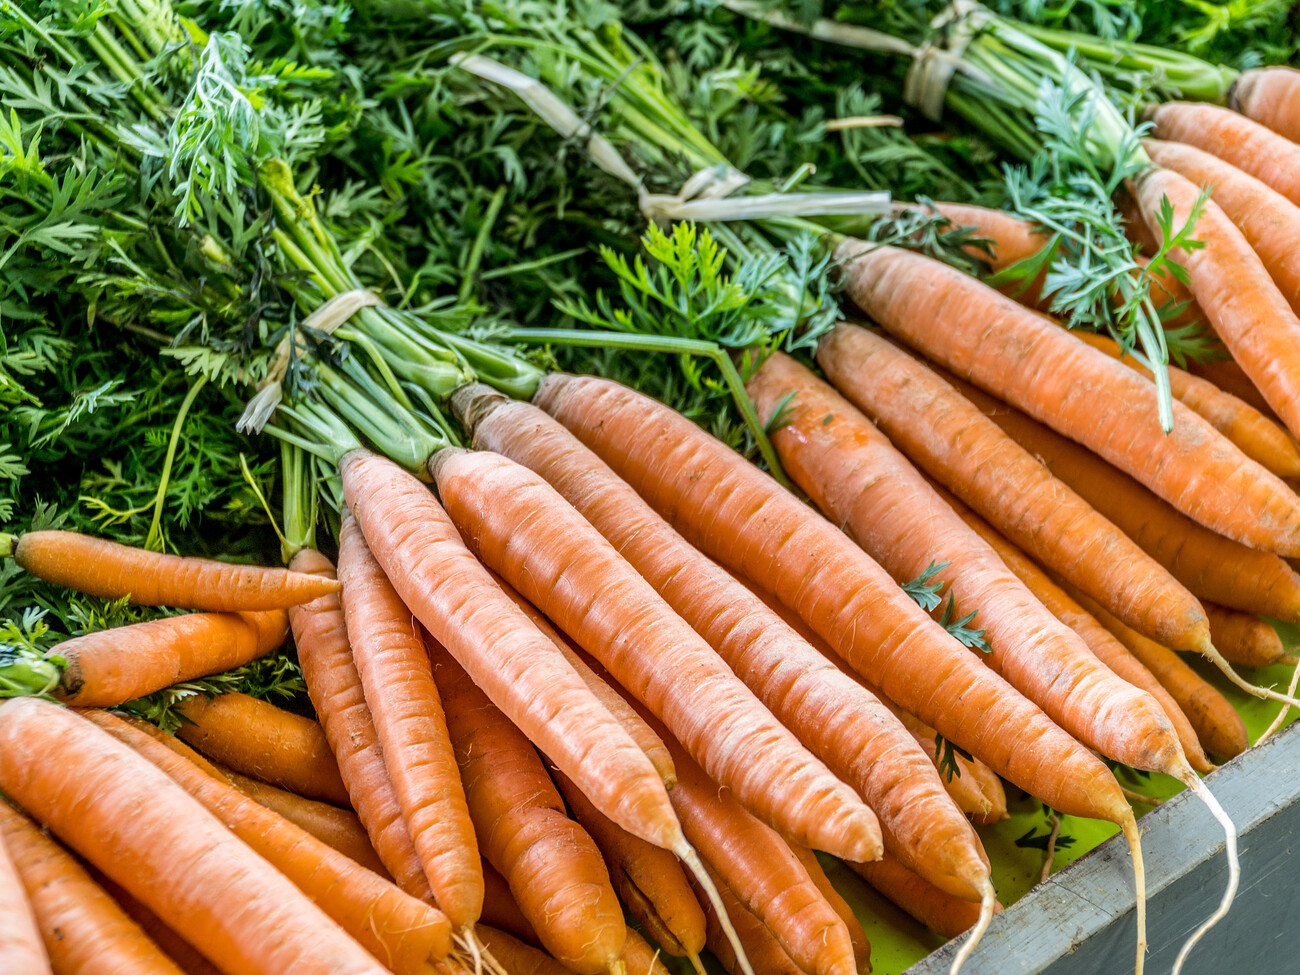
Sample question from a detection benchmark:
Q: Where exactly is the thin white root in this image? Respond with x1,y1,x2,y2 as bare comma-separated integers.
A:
1040,812,1062,883
1205,643,1300,708
454,927,502,975
1121,786,1165,807
1172,776,1239,975
948,881,996,975
1257,661,1300,744
1280,654,1298,668
676,840,754,975
1121,814,1147,975
686,952,709,975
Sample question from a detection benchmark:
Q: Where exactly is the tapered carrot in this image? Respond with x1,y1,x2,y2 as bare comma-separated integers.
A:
789,844,871,972
91,870,224,975
337,513,481,932
0,530,340,610
620,929,673,975
749,350,1185,778
430,642,626,974
817,323,1212,649
1066,327,1300,478
552,769,706,962
174,692,349,806
221,767,390,877
41,609,286,707
288,548,434,901
849,854,996,941
1230,67,1300,142
1202,604,1287,669
480,862,537,946
949,375,1300,622
1134,165,1300,448
457,385,980,898
429,445,879,863
0,806,52,975
836,237,1300,554
84,708,453,975
1071,596,1250,761
945,495,1213,775
475,927,570,975
0,801,183,975
0,698,393,975
339,449,683,855
690,865,803,975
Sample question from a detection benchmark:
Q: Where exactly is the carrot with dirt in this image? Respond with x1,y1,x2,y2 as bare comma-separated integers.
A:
789,844,871,972
816,322,1214,649
0,801,184,975
174,691,348,806
835,238,1300,555
427,444,880,864
0,805,52,975
1203,604,1288,668
84,709,453,975
289,548,435,901
337,513,481,934
0,698,396,975
849,853,998,941
429,641,626,975
0,530,340,610
456,384,982,901
551,769,706,967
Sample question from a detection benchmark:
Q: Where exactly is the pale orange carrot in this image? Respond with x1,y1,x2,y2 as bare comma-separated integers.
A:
1203,604,1287,668
850,853,998,940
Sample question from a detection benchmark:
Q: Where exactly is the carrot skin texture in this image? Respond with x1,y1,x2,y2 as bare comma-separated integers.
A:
50,610,287,708
474,927,571,975
462,388,988,893
748,351,1184,777
950,375,1300,623
84,709,452,974
0,699,393,975
0,806,53,975
337,514,481,929
10,530,340,610
621,927,674,975
174,692,349,806
289,549,435,902
836,238,1300,554
534,373,1128,824
816,322,1211,650
790,843,872,972
690,865,804,975
849,853,996,940
339,449,680,852
430,444,878,861
1202,604,1287,669
431,642,627,974
1187,357,1276,417
91,871,225,975
0,802,183,975
479,861,538,946
1231,67,1300,143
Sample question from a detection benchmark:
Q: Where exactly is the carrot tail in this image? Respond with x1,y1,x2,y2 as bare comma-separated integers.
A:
1122,813,1147,975
674,842,754,975
948,886,996,975
1258,664,1300,743
1171,775,1239,975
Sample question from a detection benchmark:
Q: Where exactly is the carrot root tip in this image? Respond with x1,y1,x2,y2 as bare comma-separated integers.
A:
948,883,996,975
1171,776,1239,975
1203,642,1300,709
686,952,708,975
675,840,755,975
1121,814,1147,975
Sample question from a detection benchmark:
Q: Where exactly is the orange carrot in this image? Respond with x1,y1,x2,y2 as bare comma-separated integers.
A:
1230,67,1300,142
0,698,394,975
817,322,1212,649
339,449,682,855
337,513,481,931
457,385,979,898
1188,358,1275,416
174,692,349,806
849,853,998,940
91,870,224,975
428,444,879,863
1,530,339,610
479,861,538,947
1202,604,1287,669
0,801,183,974
789,844,871,972
836,237,1300,555
620,928,673,975
430,641,626,975
43,609,286,708
0,805,52,975
690,864,803,975
288,548,434,902
475,927,570,975
84,709,452,975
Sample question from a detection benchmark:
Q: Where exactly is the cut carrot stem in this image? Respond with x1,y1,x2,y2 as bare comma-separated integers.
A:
2,530,340,610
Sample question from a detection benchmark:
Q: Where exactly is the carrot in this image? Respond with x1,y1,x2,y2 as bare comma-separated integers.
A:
789,844,871,972
1203,604,1288,668
620,929,673,975
749,350,1186,778
456,385,981,899
1133,164,1300,449
849,853,997,941
174,691,349,806
480,861,537,947
83,708,453,975
0,801,183,974
429,641,626,975
551,769,706,962
948,373,1300,623
338,448,682,856
690,864,803,975
288,548,434,901
1070,596,1250,762
817,322,1212,649
1187,357,1277,417
0,530,339,610
836,238,1300,555
117,714,231,780
1066,327,1300,479
220,767,390,877
90,869,224,975
42,609,286,707
0,806,52,975
337,512,481,932
475,927,570,975
944,494,1214,775
428,444,879,864
0,698,394,975
1230,67,1300,142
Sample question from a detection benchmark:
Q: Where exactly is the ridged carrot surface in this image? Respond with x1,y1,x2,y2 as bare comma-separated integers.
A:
690,863,803,975
835,238,1300,554
789,843,871,972
1231,67,1300,142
